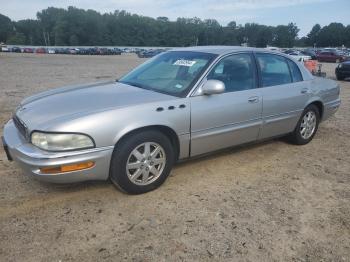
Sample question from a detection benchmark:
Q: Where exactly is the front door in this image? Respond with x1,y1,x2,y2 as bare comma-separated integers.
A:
190,53,263,156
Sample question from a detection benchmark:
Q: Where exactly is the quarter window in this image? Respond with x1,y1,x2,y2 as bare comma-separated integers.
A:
207,53,256,92
287,59,303,82
256,54,292,87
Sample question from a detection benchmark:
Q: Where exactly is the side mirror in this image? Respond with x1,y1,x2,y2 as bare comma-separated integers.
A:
201,80,225,95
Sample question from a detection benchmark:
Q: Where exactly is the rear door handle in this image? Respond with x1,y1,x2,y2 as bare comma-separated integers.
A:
248,96,259,103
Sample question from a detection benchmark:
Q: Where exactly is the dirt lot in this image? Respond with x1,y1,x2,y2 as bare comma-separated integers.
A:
0,53,349,262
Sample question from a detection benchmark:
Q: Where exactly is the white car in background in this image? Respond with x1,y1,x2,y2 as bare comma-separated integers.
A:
288,51,311,62
1,46,10,52
265,46,281,52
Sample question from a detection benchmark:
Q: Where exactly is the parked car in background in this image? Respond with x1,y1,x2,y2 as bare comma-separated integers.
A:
301,49,317,60
265,46,280,52
55,48,70,54
2,46,341,194
68,48,78,55
35,48,46,54
23,47,34,53
11,46,22,53
335,61,350,80
317,50,348,63
287,51,311,62
112,48,122,55
122,48,132,53
138,49,164,58
47,49,56,54
76,48,89,55
283,49,295,55
85,47,98,55
1,46,10,52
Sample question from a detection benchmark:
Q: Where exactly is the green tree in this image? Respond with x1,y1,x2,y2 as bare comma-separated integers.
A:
1,8,350,48
0,13,13,43
69,34,79,45
7,33,26,44
317,23,345,47
273,23,299,47
306,24,321,46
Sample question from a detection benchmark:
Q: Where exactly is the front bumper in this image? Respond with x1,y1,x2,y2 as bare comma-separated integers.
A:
2,119,114,183
335,68,350,77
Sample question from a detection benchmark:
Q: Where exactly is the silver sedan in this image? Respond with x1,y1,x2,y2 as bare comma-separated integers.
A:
2,46,341,194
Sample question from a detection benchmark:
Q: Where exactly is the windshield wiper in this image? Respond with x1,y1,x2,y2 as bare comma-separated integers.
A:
119,81,150,90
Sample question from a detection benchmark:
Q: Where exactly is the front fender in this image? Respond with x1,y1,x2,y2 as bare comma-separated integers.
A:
46,98,191,152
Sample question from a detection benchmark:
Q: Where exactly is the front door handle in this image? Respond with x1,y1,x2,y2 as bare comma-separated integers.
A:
248,96,259,103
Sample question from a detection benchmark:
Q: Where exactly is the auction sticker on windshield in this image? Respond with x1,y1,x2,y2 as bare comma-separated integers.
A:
173,59,197,67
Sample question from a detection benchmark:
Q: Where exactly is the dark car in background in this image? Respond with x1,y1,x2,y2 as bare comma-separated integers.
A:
335,61,350,80
283,49,295,55
317,50,348,63
138,49,164,58
11,46,22,53
55,48,70,54
113,48,122,55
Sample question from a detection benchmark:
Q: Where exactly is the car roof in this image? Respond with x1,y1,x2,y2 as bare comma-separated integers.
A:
171,46,272,55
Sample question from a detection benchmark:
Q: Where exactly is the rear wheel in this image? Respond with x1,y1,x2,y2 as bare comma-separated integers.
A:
109,130,175,194
289,104,320,145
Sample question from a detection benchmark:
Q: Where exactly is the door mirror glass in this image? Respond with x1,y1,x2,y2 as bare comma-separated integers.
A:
202,80,225,95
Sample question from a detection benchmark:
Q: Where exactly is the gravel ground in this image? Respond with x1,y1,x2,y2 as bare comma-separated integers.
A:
0,53,349,262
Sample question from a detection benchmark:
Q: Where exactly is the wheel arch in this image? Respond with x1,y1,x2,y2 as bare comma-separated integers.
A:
113,125,180,160
307,100,324,120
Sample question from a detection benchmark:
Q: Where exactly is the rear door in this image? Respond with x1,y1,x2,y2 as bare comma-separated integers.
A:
256,53,310,139
190,52,262,156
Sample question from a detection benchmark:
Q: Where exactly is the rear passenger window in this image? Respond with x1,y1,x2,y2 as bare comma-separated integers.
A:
256,54,292,87
287,59,303,82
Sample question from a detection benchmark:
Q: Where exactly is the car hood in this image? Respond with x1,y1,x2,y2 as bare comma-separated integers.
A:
15,81,175,131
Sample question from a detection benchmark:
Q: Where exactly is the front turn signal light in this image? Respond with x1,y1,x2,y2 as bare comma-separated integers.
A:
40,161,95,174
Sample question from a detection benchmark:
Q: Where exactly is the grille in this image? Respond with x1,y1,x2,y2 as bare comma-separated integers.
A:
13,115,29,140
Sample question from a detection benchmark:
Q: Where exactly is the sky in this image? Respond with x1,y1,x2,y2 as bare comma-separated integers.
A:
0,0,349,36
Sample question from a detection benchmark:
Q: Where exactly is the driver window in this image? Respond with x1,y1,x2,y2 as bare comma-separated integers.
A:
207,53,256,93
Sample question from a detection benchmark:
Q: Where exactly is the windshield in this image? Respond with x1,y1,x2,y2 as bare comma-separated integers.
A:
119,51,217,97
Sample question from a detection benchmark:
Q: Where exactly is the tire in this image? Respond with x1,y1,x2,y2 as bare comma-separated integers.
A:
109,130,175,194
336,74,345,81
289,104,320,145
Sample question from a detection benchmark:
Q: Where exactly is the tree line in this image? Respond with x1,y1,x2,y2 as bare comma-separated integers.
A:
0,6,349,48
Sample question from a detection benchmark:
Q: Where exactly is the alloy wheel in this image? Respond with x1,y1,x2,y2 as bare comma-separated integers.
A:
126,142,166,186
300,111,317,139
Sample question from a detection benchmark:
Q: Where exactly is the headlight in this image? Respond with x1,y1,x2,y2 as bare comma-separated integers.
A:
31,132,95,151
338,63,342,68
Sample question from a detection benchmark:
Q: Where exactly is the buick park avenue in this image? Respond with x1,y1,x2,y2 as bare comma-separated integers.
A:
2,46,340,194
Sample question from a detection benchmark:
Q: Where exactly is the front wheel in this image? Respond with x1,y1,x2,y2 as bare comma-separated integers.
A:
289,104,320,145
109,130,175,194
